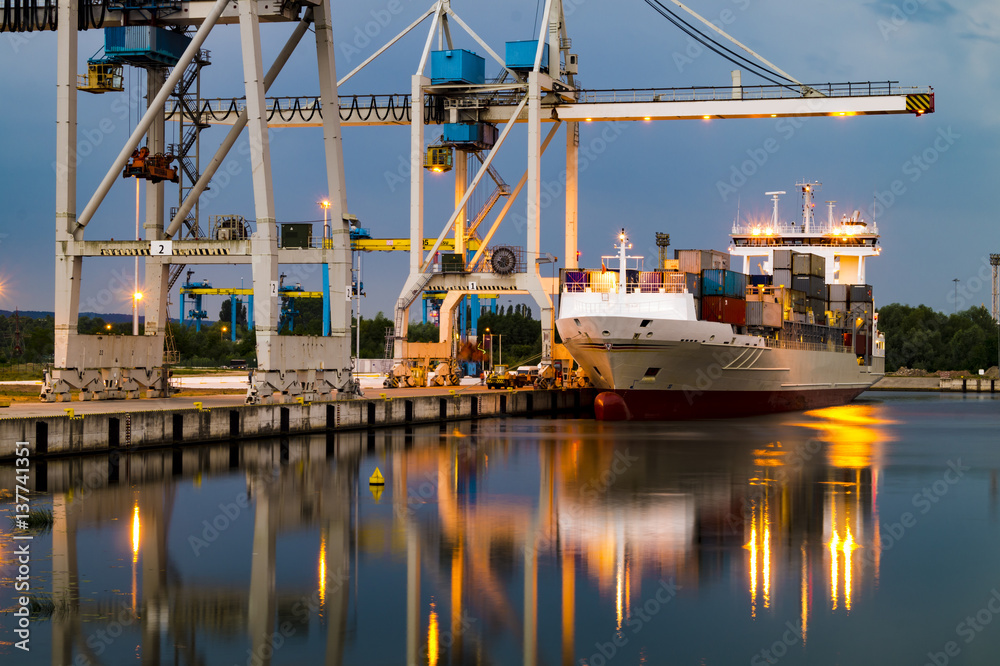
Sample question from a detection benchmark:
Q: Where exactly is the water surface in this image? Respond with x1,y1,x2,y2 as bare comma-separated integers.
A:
1,391,999,665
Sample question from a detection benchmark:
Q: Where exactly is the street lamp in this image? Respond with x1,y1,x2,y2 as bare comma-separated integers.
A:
132,291,143,335
105,323,112,332
221,325,228,340
320,200,331,245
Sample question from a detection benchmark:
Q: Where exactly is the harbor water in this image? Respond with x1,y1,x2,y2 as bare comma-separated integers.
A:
2,391,999,665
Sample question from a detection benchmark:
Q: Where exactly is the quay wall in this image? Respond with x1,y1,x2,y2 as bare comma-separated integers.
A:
0,389,590,459
870,376,999,392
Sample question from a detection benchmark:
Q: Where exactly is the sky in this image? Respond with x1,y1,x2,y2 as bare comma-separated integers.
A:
0,0,998,322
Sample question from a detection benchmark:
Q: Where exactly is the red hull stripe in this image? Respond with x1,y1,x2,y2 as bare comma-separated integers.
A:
598,387,868,420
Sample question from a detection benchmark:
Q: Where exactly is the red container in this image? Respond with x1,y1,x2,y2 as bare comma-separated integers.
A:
701,296,747,326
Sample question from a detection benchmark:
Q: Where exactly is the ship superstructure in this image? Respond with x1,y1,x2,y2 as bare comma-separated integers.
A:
555,184,885,420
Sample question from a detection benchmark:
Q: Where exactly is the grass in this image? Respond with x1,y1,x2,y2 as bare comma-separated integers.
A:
0,363,46,381
0,384,244,404
25,508,54,528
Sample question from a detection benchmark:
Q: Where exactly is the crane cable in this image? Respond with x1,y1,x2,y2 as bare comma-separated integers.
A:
642,0,796,89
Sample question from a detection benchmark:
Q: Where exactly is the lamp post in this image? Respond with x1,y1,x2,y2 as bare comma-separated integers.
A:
320,199,331,245
953,278,960,314
132,291,142,335
221,325,228,341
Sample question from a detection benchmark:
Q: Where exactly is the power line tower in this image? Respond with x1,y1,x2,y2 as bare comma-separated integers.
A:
991,254,1000,322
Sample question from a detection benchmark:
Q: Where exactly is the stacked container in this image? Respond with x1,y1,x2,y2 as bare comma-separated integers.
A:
564,270,588,293
588,271,617,293
702,296,747,325
639,271,663,293
676,249,730,273
701,269,748,298
746,301,782,327
772,249,793,288
827,283,848,312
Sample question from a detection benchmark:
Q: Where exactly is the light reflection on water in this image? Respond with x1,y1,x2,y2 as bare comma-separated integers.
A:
0,392,998,665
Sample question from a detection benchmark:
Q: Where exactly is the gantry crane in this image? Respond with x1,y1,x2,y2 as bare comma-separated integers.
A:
158,0,932,383
3,0,361,403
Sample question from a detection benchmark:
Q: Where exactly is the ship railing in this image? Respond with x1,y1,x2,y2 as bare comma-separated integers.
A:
763,338,851,354
561,269,688,294
565,300,681,315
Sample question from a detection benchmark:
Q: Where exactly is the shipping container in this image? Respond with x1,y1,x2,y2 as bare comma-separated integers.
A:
749,275,772,287
810,276,825,299
772,249,792,271
638,271,663,293
827,283,848,302
793,275,825,299
663,272,686,292
746,301,782,328
789,289,807,313
792,252,812,276
662,259,680,271
807,297,826,314
773,269,792,288
850,284,873,302
588,270,617,292
684,272,701,297
701,269,748,298
430,49,486,84
675,249,730,274
564,271,588,293
828,300,848,312
701,296,747,326
792,275,810,297
810,254,826,277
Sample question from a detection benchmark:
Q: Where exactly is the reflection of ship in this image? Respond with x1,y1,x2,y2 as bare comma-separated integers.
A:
0,407,890,665
555,183,885,420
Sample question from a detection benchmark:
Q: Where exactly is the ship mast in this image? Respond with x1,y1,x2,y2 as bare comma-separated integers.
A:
618,229,628,294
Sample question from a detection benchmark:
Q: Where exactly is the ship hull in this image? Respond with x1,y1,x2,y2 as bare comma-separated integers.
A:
558,311,883,421
594,385,869,421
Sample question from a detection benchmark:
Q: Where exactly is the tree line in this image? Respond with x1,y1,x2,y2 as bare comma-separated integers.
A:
7,302,989,373
878,304,998,373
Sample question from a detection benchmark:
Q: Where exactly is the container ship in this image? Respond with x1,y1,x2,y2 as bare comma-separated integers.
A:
555,182,885,420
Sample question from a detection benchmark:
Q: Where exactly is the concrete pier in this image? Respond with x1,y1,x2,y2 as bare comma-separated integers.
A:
0,387,592,459
870,376,999,392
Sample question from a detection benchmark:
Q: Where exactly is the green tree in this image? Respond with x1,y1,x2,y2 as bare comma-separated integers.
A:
407,322,438,343
219,298,248,328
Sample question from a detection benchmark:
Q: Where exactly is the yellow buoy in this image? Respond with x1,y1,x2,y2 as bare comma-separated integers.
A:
369,467,385,486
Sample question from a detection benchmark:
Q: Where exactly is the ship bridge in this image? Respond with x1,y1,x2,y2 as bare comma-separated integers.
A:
729,182,880,284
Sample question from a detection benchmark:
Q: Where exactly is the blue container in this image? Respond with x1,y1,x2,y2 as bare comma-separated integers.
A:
105,26,192,67
702,269,748,298
505,40,548,71
430,49,485,85
749,275,772,287
442,122,498,148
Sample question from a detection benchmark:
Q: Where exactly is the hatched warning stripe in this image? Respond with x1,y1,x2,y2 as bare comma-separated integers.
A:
906,94,934,114
174,248,231,256
100,248,150,256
